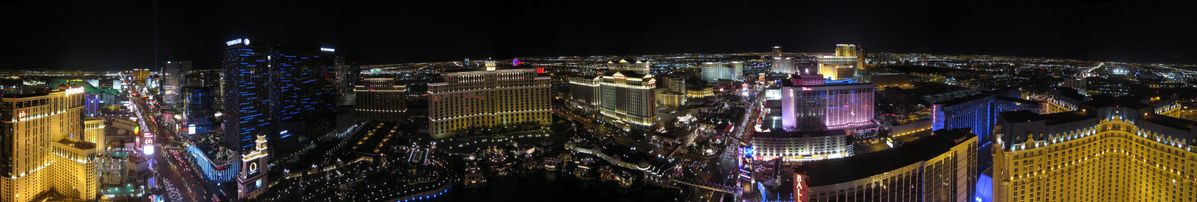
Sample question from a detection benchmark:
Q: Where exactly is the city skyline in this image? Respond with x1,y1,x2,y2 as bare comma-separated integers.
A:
2,0,1196,70
3,1,1197,202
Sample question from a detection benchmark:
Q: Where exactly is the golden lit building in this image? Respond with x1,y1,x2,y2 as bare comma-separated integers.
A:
354,77,407,121
656,76,686,108
49,139,97,200
686,87,714,98
599,71,656,127
794,129,977,202
567,76,601,109
816,44,864,80
1,86,95,202
428,64,551,138
1154,99,1184,119
606,59,650,73
130,68,151,85
994,97,1197,202
83,118,105,152
656,89,685,109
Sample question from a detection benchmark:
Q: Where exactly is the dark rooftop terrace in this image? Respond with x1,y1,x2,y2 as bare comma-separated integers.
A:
798,129,973,186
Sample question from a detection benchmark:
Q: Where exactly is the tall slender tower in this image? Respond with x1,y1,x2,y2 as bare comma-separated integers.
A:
222,38,271,152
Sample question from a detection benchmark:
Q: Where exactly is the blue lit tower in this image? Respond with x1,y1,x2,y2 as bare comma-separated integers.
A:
183,86,215,136
269,48,336,123
222,38,271,152
266,46,337,153
222,38,337,153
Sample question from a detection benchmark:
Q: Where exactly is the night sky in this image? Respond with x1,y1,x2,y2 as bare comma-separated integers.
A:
1,0,1194,70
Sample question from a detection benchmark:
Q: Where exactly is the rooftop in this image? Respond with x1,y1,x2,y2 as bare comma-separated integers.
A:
934,93,991,106
1,86,51,98
57,139,97,150
999,110,1043,123
1143,114,1197,131
754,129,848,138
1041,110,1095,125
994,96,1040,105
798,129,974,186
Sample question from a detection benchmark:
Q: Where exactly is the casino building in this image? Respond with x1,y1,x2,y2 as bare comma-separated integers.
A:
931,90,1041,169
816,44,864,80
598,71,657,127
780,74,874,132
568,64,658,128
753,73,874,162
1,85,102,202
993,96,1197,202
793,129,977,202
567,76,600,111
427,62,552,138
354,77,407,121
700,61,744,82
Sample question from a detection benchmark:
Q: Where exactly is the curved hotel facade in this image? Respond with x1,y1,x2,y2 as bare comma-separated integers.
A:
794,129,977,202
427,65,552,138
994,97,1197,202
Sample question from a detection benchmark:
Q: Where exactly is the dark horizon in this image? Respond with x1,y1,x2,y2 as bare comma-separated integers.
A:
2,0,1195,70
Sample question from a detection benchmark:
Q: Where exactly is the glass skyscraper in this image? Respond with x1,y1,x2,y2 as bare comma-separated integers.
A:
223,38,272,152
222,38,337,152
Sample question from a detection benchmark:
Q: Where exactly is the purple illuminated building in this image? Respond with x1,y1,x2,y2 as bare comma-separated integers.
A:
780,74,874,132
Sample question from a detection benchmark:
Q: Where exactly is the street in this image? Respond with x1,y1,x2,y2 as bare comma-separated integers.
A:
124,76,217,202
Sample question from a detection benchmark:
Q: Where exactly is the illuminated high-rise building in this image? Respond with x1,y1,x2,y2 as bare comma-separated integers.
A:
183,86,216,136
567,76,601,110
757,73,874,162
83,118,106,152
752,130,852,162
270,47,337,124
933,91,1041,171
598,71,657,127
816,44,864,80
185,69,223,111
606,59,650,74
162,60,192,109
222,38,272,152
1,85,97,202
222,38,338,152
932,92,1040,147
993,97,1197,202
427,63,551,138
183,69,235,183
130,68,151,85
222,38,338,200
794,129,977,202
770,46,798,74
354,77,407,121
779,74,874,132
334,62,360,106
700,61,744,82
48,139,98,201
655,76,686,109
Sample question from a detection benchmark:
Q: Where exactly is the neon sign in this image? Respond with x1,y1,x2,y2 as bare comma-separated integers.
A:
320,47,336,52
65,87,84,95
226,38,250,46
